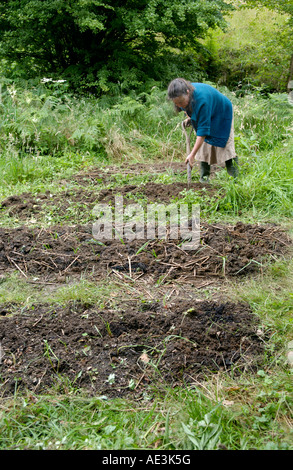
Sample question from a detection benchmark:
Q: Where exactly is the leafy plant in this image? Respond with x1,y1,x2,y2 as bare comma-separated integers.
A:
181,409,222,450
0,0,233,93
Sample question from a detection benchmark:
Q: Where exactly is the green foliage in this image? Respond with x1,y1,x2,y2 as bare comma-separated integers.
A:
233,92,293,152
0,0,232,93
241,0,293,21
0,80,184,185
0,79,112,159
0,377,291,449
204,7,293,91
181,407,222,450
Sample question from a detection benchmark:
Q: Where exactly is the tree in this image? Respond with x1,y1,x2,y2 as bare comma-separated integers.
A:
0,0,233,93
240,0,293,90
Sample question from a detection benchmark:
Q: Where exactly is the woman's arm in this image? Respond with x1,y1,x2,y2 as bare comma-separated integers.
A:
185,135,206,167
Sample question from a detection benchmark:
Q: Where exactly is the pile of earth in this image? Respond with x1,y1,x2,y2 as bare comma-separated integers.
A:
0,298,265,398
0,222,290,284
0,182,214,222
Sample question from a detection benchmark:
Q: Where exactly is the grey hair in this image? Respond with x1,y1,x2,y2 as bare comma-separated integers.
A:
167,78,194,99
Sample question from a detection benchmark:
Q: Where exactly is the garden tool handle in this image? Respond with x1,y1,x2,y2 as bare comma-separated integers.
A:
187,161,192,187
182,120,192,187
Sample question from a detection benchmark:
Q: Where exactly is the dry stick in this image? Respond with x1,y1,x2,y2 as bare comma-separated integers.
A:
35,249,74,262
135,370,148,390
194,256,211,266
36,227,45,240
33,315,44,327
48,256,59,270
23,258,28,273
63,255,80,274
112,267,143,283
33,368,48,392
167,281,195,300
26,280,58,286
269,235,291,247
164,287,176,302
201,241,225,258
166,241,190,256
181,255,210,269
158,260,186,269
32,259,55,271
112,270,125,281
6,255,27,278
158,266,175,284
37,248,73,257
128,256,132,278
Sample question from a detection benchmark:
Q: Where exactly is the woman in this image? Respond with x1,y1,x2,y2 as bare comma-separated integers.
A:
167,78,238,182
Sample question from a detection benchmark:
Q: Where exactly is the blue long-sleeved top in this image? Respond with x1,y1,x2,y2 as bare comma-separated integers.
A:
184,83,233,148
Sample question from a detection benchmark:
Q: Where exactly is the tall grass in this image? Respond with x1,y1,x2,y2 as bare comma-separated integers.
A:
213,147,293,220
212,91,293,220
0,81,185,199
0,82,179,159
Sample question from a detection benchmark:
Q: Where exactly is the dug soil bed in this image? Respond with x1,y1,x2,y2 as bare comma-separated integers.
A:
0,181,214,222
0,221,290,284
0,299,265,398
96,181,214,205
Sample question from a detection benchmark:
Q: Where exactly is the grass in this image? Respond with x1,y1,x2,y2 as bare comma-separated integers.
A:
0,84,292,450
0,371,291,450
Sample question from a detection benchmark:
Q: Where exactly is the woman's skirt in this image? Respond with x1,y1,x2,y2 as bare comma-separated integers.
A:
195,120,236,165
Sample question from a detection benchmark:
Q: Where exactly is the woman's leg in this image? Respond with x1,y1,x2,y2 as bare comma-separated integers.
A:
225,156,239,178
200,162,210,183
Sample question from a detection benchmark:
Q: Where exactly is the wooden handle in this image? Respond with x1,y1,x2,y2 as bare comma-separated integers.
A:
187,162,192,186
182,121,193,187
181,121,191,155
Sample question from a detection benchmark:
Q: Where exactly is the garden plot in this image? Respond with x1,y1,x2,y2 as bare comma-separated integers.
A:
0,163,292,397
0,181,212,221
0,299,265,398
0,162,218,223
0,221,290,284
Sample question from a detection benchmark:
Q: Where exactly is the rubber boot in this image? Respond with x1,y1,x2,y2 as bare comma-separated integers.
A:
225,156,239,178
200,162,210,183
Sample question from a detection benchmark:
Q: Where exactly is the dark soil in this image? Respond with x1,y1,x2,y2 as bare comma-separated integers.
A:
0,182,212,222
0,299,265,398
0,163,291,398
0,222,290,283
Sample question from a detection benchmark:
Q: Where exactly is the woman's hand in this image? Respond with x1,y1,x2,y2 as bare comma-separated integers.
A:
185,153,195,167
183,117,191,128
185,135,206,167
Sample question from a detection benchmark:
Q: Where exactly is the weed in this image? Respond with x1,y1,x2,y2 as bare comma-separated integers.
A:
181,407,222,450
43,340,60,373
